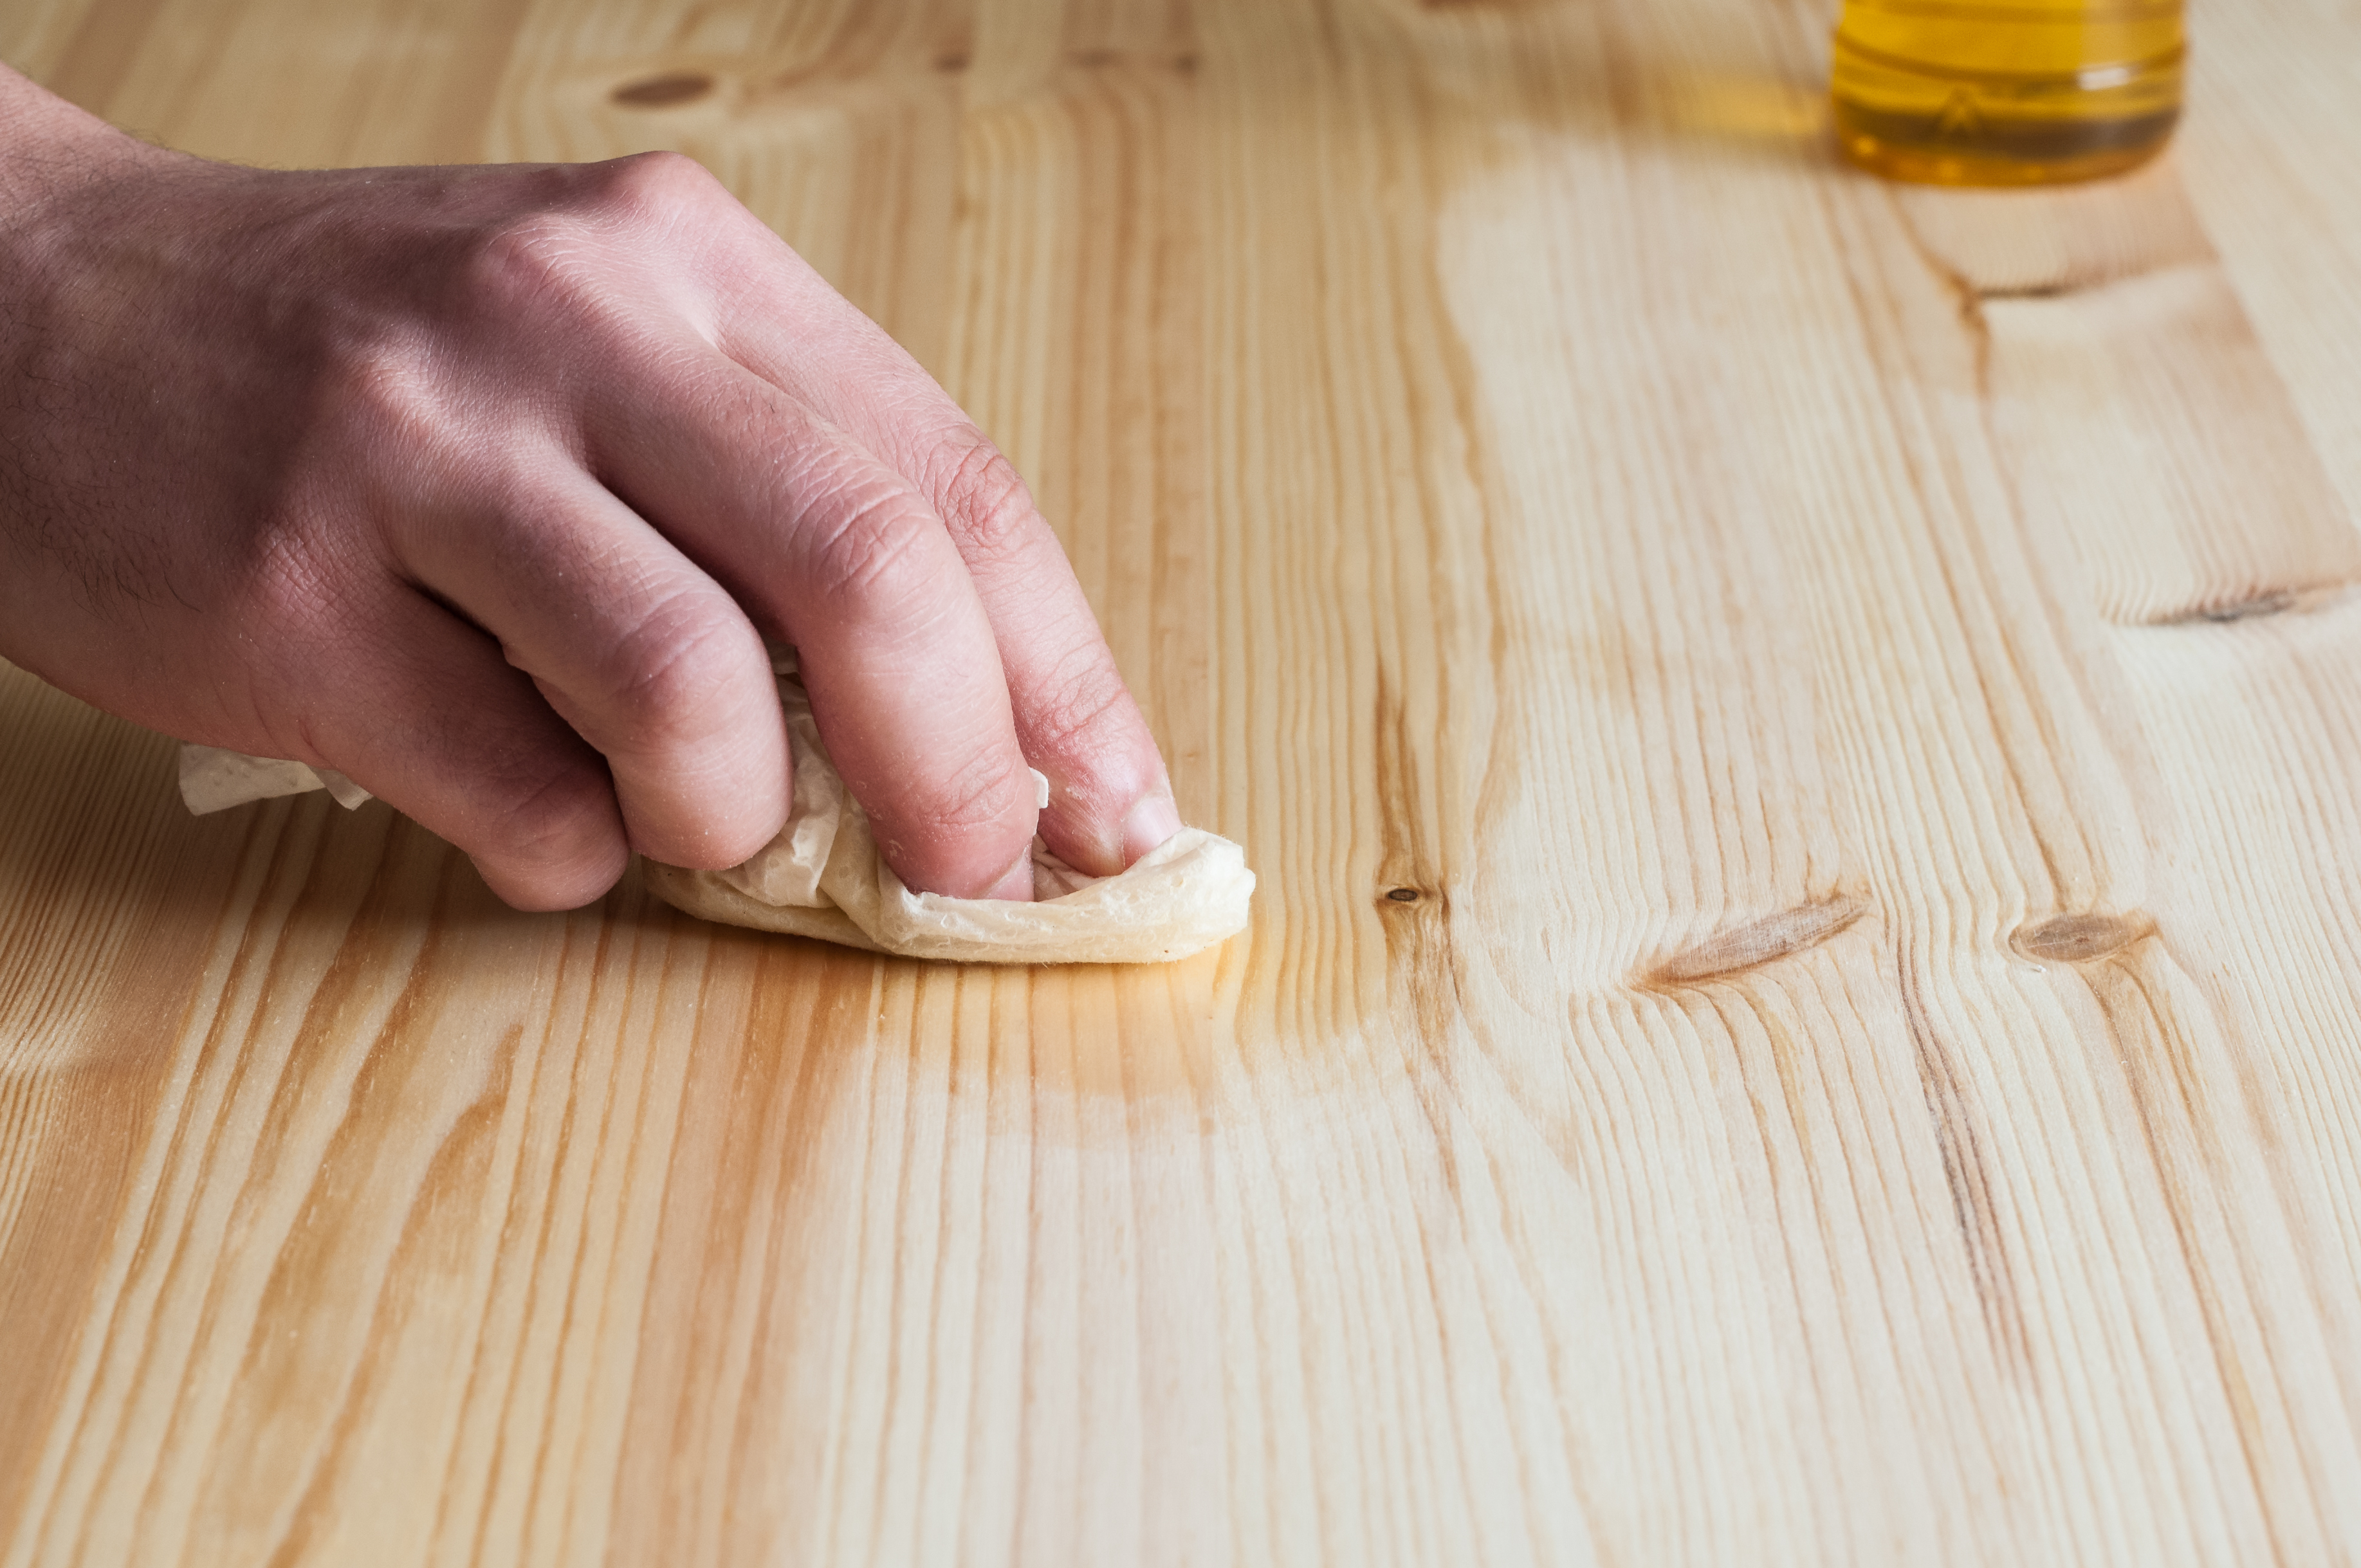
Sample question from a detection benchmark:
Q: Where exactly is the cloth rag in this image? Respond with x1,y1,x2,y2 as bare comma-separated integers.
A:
177,650,1253,967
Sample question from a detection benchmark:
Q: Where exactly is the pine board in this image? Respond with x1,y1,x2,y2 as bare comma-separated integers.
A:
5,0,2361,1562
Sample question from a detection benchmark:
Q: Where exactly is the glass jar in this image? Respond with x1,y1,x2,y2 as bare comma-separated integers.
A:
1832,1,2186,185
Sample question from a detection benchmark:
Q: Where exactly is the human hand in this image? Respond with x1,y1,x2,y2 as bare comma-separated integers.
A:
0,67,1180,909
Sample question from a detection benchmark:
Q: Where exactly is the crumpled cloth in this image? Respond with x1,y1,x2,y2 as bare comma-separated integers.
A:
179,746,373,814
176,652,1254,967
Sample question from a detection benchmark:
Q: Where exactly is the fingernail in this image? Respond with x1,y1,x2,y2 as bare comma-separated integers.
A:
1119,790,1183,865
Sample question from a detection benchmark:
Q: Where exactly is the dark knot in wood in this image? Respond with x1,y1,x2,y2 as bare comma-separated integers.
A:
1646,894,1870,988
2012,911,2156,964
611,71,715,108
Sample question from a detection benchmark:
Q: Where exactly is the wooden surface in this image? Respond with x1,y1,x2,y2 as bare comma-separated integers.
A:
7,0,2361,1562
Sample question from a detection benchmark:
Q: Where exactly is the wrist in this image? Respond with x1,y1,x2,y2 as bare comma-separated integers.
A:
0,64,162,241
0,66,158,670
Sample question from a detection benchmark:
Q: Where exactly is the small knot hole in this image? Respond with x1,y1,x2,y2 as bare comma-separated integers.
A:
611,71,715,108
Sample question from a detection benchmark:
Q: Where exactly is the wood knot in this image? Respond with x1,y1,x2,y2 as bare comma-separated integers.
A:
611,71,715,108
1383,886,1423,904
1646,894,1869,988
1976,280,2075,302
2142,582,2355,626
2165,588,2295,625
2012,911,2156,964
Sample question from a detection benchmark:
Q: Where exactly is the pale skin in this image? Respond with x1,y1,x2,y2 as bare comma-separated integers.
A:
0,63,1182,910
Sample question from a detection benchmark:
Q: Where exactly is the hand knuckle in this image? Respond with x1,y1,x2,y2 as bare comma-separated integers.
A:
466,211,570,291
450,220,580,333
928,742,1033,835
585,149,720,224
933,436,1041,564
805,486,942,615
1029,654,1132,760
453,161,718,324
488,762,612,869
594,588,753,743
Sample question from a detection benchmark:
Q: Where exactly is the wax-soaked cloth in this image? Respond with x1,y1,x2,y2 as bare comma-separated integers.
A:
176,652,1254,967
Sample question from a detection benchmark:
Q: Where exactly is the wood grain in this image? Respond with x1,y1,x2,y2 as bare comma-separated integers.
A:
6,0,2361,1562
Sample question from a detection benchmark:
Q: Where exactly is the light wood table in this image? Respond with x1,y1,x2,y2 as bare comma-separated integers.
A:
8,1,2361,1562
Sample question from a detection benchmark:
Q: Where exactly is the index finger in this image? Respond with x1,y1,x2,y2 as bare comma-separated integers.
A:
593,358,1042,901
715,255,1184,877
901,426,1185,877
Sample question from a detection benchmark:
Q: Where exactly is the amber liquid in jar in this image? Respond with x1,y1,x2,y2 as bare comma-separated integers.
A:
1832,1,2185,185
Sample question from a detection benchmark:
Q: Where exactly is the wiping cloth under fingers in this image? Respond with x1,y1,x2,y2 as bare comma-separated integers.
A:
178,650,1254,967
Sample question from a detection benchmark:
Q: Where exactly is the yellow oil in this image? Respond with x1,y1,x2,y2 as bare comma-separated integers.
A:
1832,1,2185,185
